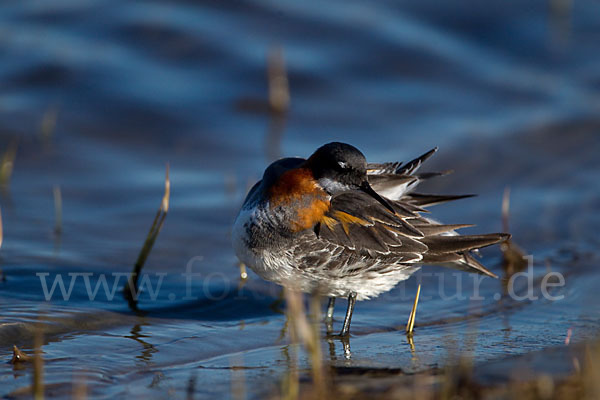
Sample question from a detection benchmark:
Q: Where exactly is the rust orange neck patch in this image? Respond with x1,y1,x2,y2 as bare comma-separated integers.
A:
268,168,330,232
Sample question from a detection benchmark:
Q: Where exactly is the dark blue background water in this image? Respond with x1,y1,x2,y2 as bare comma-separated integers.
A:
1,0,599,398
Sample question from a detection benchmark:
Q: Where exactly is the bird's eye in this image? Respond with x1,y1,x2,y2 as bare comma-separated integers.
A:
338,161,348,169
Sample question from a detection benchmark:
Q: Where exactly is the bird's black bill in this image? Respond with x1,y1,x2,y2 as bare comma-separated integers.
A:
360,181,396,214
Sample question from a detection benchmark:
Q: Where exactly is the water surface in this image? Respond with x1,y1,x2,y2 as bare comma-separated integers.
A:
1,0,600,398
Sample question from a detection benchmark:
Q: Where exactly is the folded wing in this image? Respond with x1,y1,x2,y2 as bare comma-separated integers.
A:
310,190,508,277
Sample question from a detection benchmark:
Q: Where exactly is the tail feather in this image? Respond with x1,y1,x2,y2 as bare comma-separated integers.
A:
367,148,438,177
421,252,463,264
412,223,474,236
405,193,476,207
422,233,510,254
413,170,452,180
395,147,438,175
368,174,417,192
366,162,402,175
461,252,498,278
421,250,500,278
368,148,446,200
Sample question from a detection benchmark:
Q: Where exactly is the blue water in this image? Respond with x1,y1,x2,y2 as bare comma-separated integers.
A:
1,0,600,398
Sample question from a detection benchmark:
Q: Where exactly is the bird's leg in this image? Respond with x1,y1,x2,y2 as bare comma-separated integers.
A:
341,336,351,360
325,297,335,334
325,297,335,335
325,297,335,321
406,283,421,335
339,292,357,337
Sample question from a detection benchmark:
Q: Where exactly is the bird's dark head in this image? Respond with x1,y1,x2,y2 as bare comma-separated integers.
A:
306,142,395,212
306,142,368,191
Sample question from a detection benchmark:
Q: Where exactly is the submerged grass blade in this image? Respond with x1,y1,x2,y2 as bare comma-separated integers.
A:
11,345,31,364
283,289,328,399
502,186,511,233
72,370,88,400
500,186,527,278
308,292,327,398
237,263,249,291
53,185,62,235
282,289,300,400
40,104,59,142
0,206,4,282
239,263,248,280
186,371,197,400
406,283,421,335
0,206,3,249
0,139,18,188
33,322,44,400
267,47,290,115
230,354,247,400
124,164,170,309
265,47,289,161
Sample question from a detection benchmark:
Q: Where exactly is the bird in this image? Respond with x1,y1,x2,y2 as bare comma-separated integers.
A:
232,142,509,337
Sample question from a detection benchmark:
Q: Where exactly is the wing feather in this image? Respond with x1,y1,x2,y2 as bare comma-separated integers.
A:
316,191,428,258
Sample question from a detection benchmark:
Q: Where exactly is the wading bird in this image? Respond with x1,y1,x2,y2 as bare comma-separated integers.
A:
233,142,507,337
